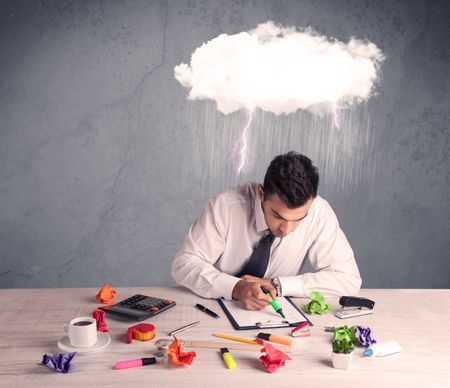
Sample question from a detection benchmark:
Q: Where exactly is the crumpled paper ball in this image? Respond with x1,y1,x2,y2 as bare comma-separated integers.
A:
303,291,331,314
355,325,377,347
40,352,76,373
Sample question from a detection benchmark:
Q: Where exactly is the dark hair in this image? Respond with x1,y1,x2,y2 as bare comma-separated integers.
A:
263,151,319,208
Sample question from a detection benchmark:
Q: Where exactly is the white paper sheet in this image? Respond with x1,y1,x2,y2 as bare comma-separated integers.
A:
219,297,310,329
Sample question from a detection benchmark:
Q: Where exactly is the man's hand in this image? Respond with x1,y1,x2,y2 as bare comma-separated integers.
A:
232,279,275,310
241,275,277,299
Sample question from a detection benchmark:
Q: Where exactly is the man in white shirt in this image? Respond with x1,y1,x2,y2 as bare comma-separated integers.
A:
172,152,361,310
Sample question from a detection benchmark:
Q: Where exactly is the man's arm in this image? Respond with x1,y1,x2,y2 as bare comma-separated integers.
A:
242,200,361,298
171,197,241,300
172,193,275,308
279,200,362,297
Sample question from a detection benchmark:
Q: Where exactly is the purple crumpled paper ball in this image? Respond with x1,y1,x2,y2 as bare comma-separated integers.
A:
355,325,377,347
40,352,76,373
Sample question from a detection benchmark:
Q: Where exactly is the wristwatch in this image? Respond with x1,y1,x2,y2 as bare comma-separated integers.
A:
271,277,282,297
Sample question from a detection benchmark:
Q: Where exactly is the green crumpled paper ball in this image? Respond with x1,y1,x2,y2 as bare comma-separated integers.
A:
303,291,332,314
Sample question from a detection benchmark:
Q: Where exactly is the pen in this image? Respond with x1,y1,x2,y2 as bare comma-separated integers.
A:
220,347,236,369
115,357,156,370
261,286,286,319
257,332,292,346
169,321,200,336
213,333,257,344
195,303,220,318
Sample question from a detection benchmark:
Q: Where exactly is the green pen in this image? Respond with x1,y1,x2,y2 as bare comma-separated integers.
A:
261,286,286,319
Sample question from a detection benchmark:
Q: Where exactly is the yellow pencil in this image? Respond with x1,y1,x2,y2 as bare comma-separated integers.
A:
213,333,257,344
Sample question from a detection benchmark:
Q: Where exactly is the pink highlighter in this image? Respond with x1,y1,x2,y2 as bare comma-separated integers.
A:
115,357,156,370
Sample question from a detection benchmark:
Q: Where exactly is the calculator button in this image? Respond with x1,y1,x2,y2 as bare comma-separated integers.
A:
151,307,159,311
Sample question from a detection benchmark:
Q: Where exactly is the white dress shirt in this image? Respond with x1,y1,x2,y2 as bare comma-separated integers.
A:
171,182,361,300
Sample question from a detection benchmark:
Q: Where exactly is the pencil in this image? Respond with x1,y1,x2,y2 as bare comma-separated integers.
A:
213,333,257,344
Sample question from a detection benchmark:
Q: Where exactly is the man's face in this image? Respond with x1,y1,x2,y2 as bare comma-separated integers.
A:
258,185,313,238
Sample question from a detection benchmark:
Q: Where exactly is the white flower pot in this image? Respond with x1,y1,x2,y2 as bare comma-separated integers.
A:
332,351,353,370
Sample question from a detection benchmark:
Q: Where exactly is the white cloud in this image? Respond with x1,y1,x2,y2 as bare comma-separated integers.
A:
175,21,384,115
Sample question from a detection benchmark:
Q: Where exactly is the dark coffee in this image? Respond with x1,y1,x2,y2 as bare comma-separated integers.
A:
73,321,92,326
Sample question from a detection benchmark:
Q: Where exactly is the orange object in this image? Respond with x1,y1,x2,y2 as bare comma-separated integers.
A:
95,284,117,304
257,332,292,346
127,323,156,343
166,336,196,365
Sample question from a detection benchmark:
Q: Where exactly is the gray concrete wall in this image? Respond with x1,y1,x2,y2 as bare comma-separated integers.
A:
1,0,449,289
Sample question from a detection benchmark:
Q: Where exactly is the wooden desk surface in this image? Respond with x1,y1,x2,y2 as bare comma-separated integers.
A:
0,287,449,387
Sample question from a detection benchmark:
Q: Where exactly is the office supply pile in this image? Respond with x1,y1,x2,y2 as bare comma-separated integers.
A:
40,285,401,374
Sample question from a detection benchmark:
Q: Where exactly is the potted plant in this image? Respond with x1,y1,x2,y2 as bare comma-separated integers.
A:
332,325,356,370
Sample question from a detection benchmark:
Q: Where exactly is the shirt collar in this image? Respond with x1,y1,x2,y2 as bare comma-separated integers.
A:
254,189,269,233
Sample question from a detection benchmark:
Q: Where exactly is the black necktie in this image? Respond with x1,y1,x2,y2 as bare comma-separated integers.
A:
237,232,275,278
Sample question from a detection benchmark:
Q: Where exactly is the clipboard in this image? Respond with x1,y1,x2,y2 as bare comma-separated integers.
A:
218,297,312,330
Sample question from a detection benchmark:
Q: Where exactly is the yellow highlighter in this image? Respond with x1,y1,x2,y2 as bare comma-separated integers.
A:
220,347,236,369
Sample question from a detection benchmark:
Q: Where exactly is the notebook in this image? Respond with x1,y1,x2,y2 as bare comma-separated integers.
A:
218,297,312,330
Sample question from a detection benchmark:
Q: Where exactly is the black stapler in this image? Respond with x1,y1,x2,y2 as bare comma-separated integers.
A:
335,296,375,319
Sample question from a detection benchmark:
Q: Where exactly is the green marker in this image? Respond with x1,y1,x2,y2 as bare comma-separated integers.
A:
261,286,286,319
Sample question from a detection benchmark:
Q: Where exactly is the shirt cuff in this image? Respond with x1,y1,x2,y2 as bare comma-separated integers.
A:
213,273,241,300
277,276,307,297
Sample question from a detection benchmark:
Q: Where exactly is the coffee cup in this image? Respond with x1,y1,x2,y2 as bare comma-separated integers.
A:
64,316,97,348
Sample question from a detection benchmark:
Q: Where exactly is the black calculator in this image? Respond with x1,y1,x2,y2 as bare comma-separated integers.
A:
99,294,176,321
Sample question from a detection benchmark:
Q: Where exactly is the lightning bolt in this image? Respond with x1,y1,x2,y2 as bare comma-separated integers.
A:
231,109,253,174
333,103,340,129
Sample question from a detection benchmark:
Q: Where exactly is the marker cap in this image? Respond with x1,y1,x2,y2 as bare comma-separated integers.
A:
142,357,157,366
257,332,271,341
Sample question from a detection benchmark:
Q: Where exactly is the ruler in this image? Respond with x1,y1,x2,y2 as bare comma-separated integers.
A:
182,339,291,353
155,338,292,352
182,340,260,351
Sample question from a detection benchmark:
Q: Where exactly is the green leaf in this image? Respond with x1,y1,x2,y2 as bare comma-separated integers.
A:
332,325,356,353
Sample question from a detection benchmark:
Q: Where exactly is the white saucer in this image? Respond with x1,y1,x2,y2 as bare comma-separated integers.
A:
57,332,111,354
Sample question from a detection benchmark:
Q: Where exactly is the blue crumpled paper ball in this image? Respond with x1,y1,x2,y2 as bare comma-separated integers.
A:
355,325,377,347
40,352,76,373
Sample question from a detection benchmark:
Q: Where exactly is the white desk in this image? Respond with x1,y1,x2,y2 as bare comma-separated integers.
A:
0,287,449,387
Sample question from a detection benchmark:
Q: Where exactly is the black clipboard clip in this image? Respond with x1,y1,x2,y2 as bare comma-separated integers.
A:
335,296,375,319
